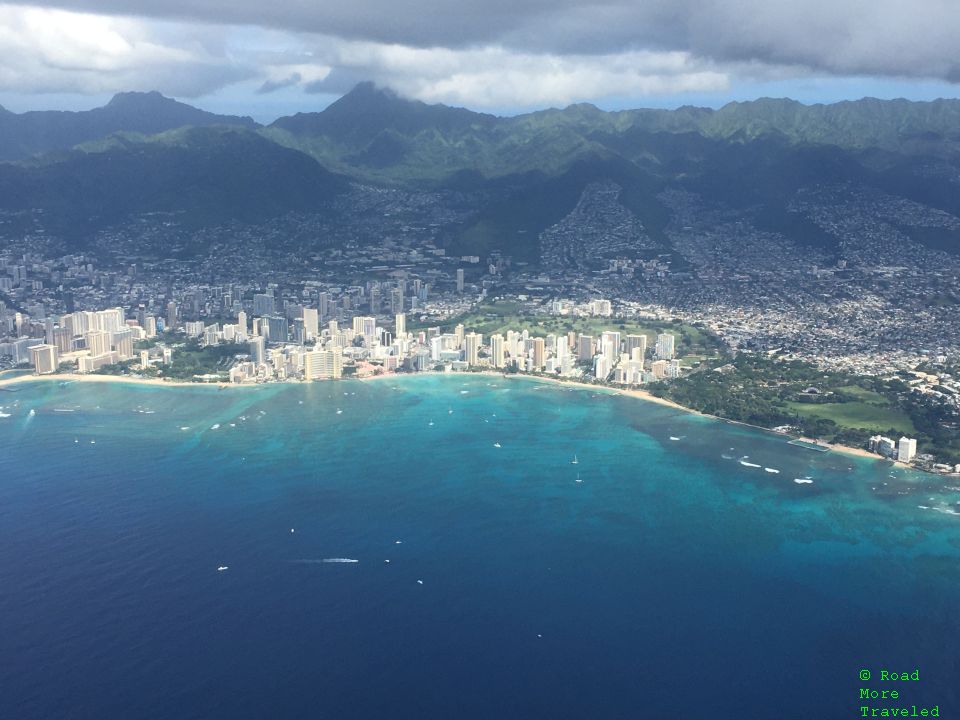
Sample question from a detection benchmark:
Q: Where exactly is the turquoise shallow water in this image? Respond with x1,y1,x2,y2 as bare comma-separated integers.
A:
1,374,959,719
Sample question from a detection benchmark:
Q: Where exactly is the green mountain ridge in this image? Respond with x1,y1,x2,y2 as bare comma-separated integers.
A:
0,91,258,162
3,83,960,262
0,126,345,237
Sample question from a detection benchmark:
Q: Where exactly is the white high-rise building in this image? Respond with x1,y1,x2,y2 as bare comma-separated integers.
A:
626,334,647,362
249,336,266,365
506,330,520,360
594,354,610,380
352,316,376,340
491,334,506,369
655,333,676,360
464,332,482,366
86,330,111,357
113,329,134,360
532,337,545,370
430,336,443,362
395,313,406,339
302,308,319,341
304,347,343,379
30,344,58,375
897,437,917,463
98,307,125,333
577,334,594,361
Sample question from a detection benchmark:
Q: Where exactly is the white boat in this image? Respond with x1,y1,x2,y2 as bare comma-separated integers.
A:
210,423,220,430
217,566,229,572
493,442,501,448
571,454,578,465
575,472,582,483
0,412,11,418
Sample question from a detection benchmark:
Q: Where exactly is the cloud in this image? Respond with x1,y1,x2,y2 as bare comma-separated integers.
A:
0,0,957,115
298,43,729,108
1,0,958,85
0,3,732,110
0,4,251,96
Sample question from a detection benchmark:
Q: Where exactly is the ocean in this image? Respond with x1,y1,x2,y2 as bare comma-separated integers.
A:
1,374,958,719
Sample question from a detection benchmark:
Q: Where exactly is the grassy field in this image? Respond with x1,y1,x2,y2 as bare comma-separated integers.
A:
785,389,917,435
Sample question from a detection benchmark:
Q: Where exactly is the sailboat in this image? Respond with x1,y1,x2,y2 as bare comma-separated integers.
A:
571,454,578,465
575,472,582,484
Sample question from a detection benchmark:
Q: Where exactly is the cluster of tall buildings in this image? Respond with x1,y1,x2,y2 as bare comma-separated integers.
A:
25,307,155,375
228,310,412,383
14,285,682,392
867,435,917,462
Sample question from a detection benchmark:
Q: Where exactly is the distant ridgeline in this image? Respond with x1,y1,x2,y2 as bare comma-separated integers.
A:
2,83,960,260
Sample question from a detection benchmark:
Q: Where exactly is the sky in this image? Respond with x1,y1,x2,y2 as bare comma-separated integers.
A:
0,0,958,123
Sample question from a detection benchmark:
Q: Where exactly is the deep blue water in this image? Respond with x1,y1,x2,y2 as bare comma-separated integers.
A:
1,375,959,719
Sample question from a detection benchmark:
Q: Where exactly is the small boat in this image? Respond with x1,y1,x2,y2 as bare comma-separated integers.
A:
575,472,582,483
336,409,343,415
217,566,229,572
571,454,578,465
0,412,11,419
493,442,501,448
210,423,220,430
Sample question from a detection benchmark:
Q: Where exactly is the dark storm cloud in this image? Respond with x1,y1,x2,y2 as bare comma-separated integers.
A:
1,0,957,82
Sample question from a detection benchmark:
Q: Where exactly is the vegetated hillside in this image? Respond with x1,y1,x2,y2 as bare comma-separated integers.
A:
0,127,345,238
4,83,960,262
0,91,258,162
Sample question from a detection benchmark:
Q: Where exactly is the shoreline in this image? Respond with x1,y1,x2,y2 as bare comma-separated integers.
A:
357,371,893,464
0,373,241,390
0,369,894,466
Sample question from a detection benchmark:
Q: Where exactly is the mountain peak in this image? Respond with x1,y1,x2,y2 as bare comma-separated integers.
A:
106,90,174,108
271,80,495,140
323,81,409,116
